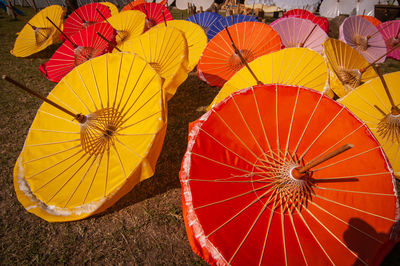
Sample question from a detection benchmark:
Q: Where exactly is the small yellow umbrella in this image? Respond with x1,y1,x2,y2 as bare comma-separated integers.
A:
106,10,146,51
338,71,400,178
11,5,66,57
121,26,189,100
100,1,119,16
153,20,207,72
208,47,330,110
7,52,167,222
323,38,377,98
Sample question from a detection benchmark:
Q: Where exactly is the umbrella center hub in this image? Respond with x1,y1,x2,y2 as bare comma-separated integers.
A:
377,110,400,143
251,156,314,214
149,62,162,73
74,46,99,66
337,68,362,90
34,27,53,46
82,21,97,29
80,107,123,155
116,30,130,44
145,18,157,29
353,34,369,51
387,37,400,49
228,49,255,72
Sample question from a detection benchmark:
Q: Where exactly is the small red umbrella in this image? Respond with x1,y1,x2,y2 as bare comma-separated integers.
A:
61,2,111,42
282,9,329,34
39,22,115,83
180,84,399,265
131,2,172,30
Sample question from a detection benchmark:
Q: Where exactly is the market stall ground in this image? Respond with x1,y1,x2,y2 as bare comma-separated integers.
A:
0,7,399,264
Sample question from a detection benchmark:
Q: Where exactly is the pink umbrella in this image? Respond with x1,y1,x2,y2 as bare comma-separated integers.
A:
339,16,387,63
271,17,328,54
377,20,400,60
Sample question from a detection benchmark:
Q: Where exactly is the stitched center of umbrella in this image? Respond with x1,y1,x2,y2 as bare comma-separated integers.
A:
387,37,400,50
336,68,362,90
34,27,53,46
353,34,368,51
116,30,130,44
228,49,255,71
80,107,124,155
82,21,97,29
377,109,400,143
250,155,314,214
145,18,157,29
74,46,100,66
149,62,162,73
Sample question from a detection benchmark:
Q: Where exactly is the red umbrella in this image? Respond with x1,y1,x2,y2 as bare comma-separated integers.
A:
131,2,172,30
282,9,329,33
39,22,115,83
180,84,399,265
61,3,111,42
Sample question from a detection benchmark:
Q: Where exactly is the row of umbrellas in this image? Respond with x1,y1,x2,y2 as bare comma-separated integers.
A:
4,1,400,265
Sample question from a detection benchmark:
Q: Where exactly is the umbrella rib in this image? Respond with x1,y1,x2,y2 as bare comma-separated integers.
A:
24,144,81,165
31,151,85,192
314,185,394,196
206,185,276,238
115,138,144,159
287,207,308,265
284,86,301,158
228,187,277,264
82,152,102,204
188,178,272,184
120,88,160,127
37,110,80,125
119,111,161,132
197,127,273,173
89,59,103,109
231,95,270,164
62,79,92,113
309,200,384,244
112,53,124,110
63,154,98,208
280,195,288,266
75,67,98,111
304,207,364,264
315,194,396,222
48,92,81,117
104,147,110,196
258,192,279,266
26,138,80,147
213,109,280,167
302,124,364,170
112,143,127,178
115,54,138,112
275,84,281,154
298,106,345,161
293,204,335,265
252,87,277,166
193,182,273,211
312,146,380,172
278,49,301,84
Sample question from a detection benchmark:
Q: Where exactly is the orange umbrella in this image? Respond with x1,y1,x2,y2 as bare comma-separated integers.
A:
180,84,399,265
197,21,281,87
358,15,382,27
121,0,146,11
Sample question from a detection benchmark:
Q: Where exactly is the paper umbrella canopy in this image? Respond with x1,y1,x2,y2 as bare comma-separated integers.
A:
12,53,167,222
10,5,66,57
180,83,399,265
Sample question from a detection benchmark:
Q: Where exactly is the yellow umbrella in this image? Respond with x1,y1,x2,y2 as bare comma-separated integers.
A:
7,52,167,222
153,20,207,72
100,1,119,16
338,71,400,179
106,10,146,51
208,47,330,110
323,38,377,98
121,26,189,100
10,5,66,57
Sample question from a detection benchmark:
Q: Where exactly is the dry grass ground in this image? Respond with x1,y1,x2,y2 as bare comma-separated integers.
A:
0,6,399,265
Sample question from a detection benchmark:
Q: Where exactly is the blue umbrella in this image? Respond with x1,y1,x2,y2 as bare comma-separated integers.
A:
0,0,24,15
206,14,257,41
186,12,223,40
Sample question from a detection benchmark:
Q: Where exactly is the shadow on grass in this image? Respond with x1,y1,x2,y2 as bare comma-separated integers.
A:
98,73,220,217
